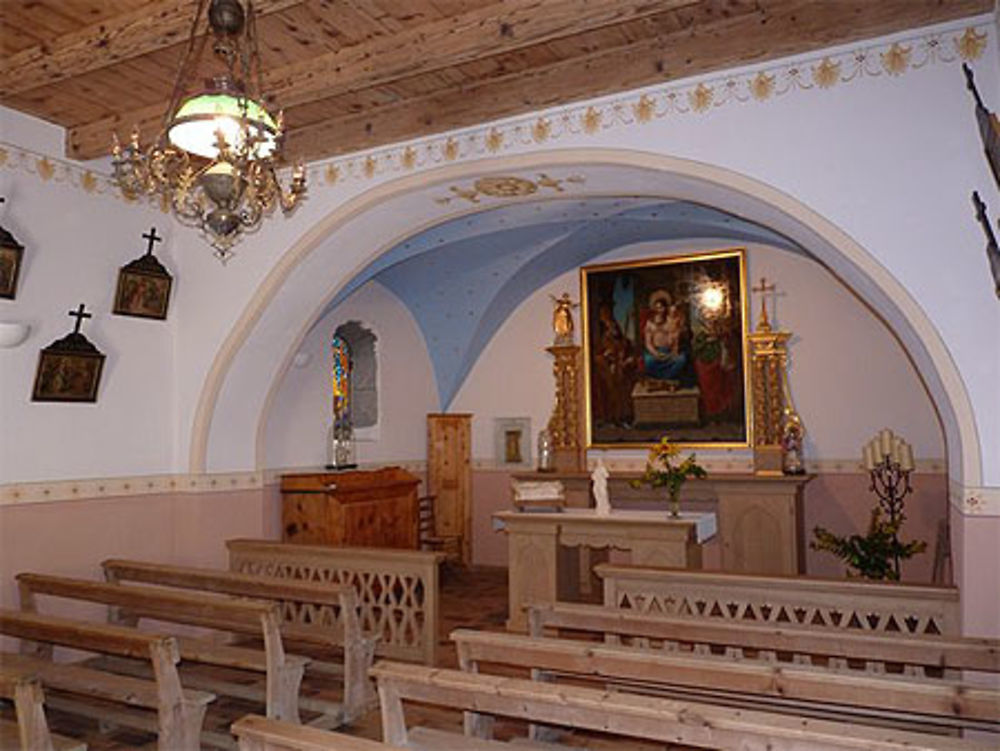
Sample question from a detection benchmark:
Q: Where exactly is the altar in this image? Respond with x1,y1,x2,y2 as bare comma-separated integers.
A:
495,509,716,631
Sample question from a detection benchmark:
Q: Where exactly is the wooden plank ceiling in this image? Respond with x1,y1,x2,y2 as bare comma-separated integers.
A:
0,0,991,164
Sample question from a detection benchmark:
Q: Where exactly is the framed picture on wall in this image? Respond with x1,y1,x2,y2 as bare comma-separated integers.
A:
31,345,105,402
494,417,532,469
0,224,24,300
113,255,173,320
581,248,750,447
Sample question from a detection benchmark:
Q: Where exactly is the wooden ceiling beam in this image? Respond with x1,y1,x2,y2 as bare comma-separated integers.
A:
0,0,305,98
63,0,991,161
65,0,701,159
261,0,703,108
281,0,992,163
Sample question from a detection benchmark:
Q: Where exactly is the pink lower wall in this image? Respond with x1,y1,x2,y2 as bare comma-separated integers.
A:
951,503,1000,638
0,486,283,615
804,472,947,583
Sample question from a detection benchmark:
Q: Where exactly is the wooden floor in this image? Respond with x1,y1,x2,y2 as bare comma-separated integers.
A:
17,566,672,750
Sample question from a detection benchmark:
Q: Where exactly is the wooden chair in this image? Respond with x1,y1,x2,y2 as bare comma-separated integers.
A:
417,494,462,564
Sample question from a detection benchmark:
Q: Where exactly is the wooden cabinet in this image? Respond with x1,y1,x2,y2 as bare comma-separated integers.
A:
427,414,472,565
280,467,420,549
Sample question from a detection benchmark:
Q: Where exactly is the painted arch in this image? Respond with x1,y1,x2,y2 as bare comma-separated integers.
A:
188,149,981,489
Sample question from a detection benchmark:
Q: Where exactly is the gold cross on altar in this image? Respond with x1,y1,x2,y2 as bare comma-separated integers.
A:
752,277,778,330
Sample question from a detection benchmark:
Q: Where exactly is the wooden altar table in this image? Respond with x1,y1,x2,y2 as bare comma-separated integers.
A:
494,509,715,631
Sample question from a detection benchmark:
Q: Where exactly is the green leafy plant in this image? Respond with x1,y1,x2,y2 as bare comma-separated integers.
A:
629,436,707,516
812,507,926,581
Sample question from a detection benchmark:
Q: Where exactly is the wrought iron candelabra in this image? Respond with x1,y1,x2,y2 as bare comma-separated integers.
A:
864,429,914,580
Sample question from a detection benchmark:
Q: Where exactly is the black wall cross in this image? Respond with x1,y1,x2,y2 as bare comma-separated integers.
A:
68,303,92,334
142,227,163,256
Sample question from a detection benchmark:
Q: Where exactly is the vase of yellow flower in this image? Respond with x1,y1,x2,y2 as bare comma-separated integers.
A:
630,436,707,518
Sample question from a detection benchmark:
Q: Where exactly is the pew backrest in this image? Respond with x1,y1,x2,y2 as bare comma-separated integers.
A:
370,659,995,750
17,573,308,724
18,572,281,636
527,601,1000,676
0,609,212,750
101,557,375,720
102,558,357,624
597,564,961,637
231,715,405,751
227,538,443,664
452,627,1000,733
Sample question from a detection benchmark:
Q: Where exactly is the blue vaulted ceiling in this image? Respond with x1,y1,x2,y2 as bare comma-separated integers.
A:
321,196,803,408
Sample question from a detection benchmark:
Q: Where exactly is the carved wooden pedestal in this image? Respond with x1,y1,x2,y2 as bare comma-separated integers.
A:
545,344,584,472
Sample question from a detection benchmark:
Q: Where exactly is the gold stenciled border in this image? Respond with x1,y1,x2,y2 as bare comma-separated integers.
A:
0,22,989,197
580,247,751,451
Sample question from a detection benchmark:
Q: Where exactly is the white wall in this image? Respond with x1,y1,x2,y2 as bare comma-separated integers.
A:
264,280,439,468
0,111,176,482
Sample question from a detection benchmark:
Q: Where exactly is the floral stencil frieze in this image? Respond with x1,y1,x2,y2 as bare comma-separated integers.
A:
2,22,992,200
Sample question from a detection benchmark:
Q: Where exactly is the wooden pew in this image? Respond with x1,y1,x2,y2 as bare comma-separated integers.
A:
102,557,376,723
523,600,999,739
0,609,213,750
453,626,1000,736
227,539,443,665
597,563,961,637
232,715,405,750
0,666,86,751
528,601,1000,677
370,660,997,750
17,573,311,734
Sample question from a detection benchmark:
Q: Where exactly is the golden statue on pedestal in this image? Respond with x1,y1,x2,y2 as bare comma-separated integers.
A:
550,293,579,346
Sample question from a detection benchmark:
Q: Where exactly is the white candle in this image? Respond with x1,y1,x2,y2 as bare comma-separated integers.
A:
901,444,914,472
863,444,874,471
880,429,892,459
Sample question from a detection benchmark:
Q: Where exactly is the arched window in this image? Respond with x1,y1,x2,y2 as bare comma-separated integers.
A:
333,321,378,430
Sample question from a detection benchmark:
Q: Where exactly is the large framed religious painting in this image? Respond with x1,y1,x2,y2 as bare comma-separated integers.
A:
581,248,750,447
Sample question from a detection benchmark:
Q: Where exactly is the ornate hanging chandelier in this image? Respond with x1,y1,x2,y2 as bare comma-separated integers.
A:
111,0,306,261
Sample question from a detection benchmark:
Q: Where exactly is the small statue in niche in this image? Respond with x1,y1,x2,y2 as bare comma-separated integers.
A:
550,292,579,345
591,459,611,516
781,410,806,475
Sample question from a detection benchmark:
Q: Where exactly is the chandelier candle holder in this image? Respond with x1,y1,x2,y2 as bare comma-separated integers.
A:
864,428,917,578
112,0,306,261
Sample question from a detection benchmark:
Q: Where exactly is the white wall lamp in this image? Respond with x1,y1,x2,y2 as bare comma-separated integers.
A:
0,321,30,348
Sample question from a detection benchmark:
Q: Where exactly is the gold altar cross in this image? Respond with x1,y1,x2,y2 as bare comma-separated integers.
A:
752,277,778,330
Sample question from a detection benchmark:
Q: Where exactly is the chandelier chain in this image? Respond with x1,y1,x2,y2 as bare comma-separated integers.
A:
164,0,213,131
111,0,307,261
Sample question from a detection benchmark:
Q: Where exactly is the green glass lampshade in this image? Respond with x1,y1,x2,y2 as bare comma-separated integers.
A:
167,91,278,159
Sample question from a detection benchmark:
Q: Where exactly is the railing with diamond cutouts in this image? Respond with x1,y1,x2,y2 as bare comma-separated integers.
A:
228,538,444,664
597,563,961,675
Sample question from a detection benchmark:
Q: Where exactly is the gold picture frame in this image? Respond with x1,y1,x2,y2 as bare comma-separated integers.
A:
581,248,750,448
